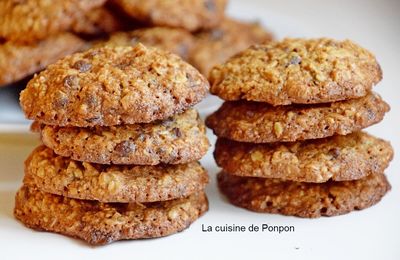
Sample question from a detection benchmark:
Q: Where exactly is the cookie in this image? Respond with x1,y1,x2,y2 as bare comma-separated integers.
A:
40,109,209,165
215,132,393,182
14,185,208,245
20,44,209,127
206,92,389,143
189,18,273,77
0,0,106,43
99,27,195,60
209,38,382,105
24,145,208,203
0,33,85,86
71,7,124,36
217,171,390,218
113,0,227,31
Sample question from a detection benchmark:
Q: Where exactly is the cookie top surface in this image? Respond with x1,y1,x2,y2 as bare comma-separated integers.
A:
20,44,209,127
100,27,195,60
189,17,273,77
218,171,390,218
209,38,382,105
15,185,208,245
215,132,393,182
40,109,209,165
0,0,106,43
206,92,389,143
0,33,85,86
24,145,209,203
113,0,227,31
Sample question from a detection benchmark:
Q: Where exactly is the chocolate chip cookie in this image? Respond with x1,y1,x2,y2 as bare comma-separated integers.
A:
206,92,389,143
15,185,208,245
218,171,390,218
99,27,195,60
209,38,382,105
113,0,227,31
215,132,393,182
24,145,208,203
0,33,85,86
0,0,106,43
190,17,273,77
39,109,209,165
20,44,209,127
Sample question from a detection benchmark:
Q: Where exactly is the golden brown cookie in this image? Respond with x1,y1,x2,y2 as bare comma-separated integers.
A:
99,27,195,60
218,171,390,218
215,132,393,182
24,145,209,203
206,92,389,143
113,0,227,31
71,7,125,36
189,18,273,77
39,109,209,165
209,38,382,105
15,185,208,245
0,0,106,43
20,44,209,127
0,33,85,86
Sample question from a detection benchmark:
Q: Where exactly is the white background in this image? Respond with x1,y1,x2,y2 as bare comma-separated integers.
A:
0,0,399,259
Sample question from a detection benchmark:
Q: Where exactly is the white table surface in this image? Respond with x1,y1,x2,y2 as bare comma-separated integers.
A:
0,0,399,259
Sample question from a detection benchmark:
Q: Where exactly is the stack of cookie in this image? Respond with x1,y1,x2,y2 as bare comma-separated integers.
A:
206,38,394,218
15,44,210,244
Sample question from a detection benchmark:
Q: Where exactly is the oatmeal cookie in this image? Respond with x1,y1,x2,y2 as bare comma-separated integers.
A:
0,0,106,43
206,93,389,143
113,0,227,31
209,38,382,105
20,44,209,127
0,33,85,86
189,18,273,77
24,145,209,203
218,171,390,218
99,27,195,60
215,132,393,182
15,185,208,245
39,109,209,165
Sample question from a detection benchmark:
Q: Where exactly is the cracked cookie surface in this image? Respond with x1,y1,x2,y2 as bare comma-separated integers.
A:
24,145,209,203
209,38,382,105
215,132,393,182
15,185,208,245
40,109,209,165
218,171,390,218
206,93,389,143
20,44,209,127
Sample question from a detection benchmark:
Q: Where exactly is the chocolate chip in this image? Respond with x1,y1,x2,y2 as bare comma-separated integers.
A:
328,148,340,159
172,127,182,138
53,96,68,108
115,141,136,156
289,56,302,65
63,75,78,88
204,0,216,11
73,60,92,72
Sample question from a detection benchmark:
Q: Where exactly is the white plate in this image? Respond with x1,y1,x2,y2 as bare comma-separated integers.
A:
0,1,399,260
